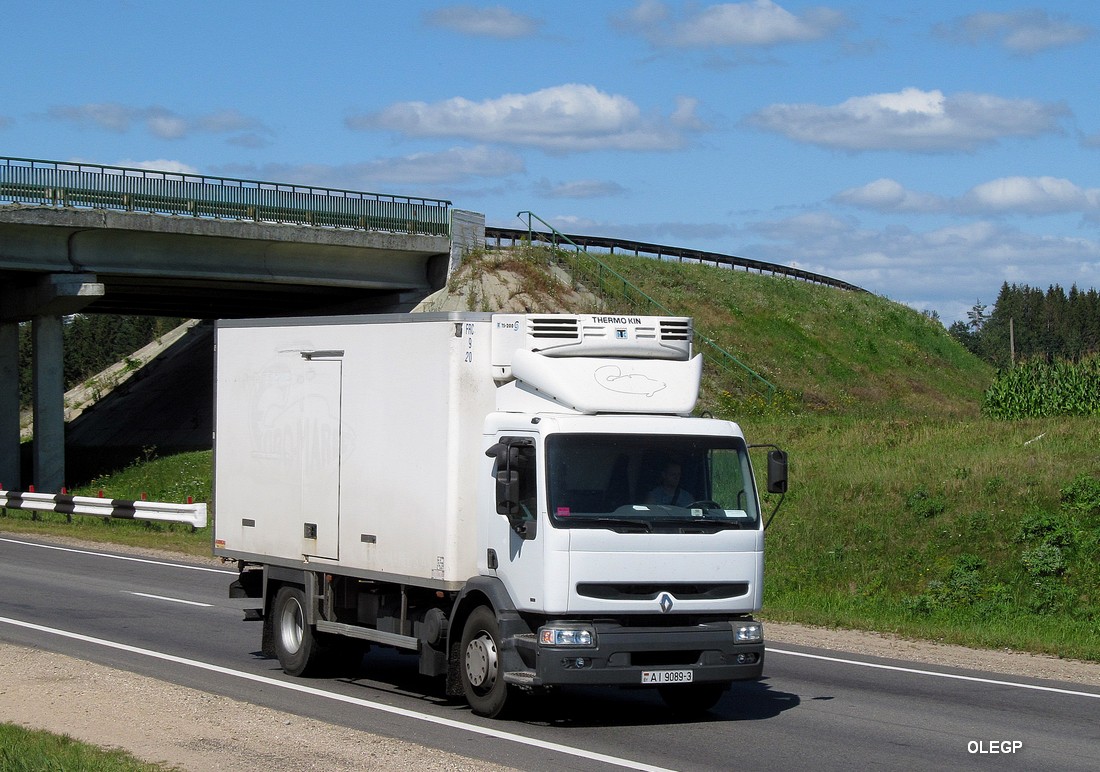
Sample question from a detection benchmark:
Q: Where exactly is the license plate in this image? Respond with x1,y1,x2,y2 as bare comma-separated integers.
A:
641,669,694,684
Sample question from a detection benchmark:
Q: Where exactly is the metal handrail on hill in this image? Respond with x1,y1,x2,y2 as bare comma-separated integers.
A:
0,156,452,237
488,223,865,293
504,211,777,401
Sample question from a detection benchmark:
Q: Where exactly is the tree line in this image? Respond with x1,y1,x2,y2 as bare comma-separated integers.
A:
18,315,184,407
949,282,1100,368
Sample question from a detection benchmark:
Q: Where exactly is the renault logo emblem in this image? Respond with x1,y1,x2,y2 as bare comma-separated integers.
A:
658,592,674,613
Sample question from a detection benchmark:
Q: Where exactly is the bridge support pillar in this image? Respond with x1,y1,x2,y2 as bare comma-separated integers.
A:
31,315,65,491
0,322,18,489
449,209,485,276
0,273,104,492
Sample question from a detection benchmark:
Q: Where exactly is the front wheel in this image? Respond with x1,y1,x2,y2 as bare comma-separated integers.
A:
460,606,513,718
272,586,324,677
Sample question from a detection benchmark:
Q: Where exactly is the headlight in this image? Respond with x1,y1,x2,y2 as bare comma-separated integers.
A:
734,621,763,643
539,625,595,647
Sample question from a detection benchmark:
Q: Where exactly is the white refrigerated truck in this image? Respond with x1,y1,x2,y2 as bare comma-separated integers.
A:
213,312,787,717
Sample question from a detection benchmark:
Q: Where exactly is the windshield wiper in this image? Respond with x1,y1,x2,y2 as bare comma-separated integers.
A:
695,518,754,530
649,517,754,531
565,517,652,533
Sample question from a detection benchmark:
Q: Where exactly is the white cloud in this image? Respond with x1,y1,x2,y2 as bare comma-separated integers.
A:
47,103,135,132
228,133,269,149
536,179,627,199
348,84,700,152
358,145,524,184
424,5,541,38
618,0,846,47
196,109,263,134
934,10,1094,55
751,211,854,242
112,159,201,175
834,176,1100,220
222,146,524,188
960,177,1100,216
833,179,945,213
145,109,189,140
43,102,268,144
743,212,1100,321
745,88,1068,152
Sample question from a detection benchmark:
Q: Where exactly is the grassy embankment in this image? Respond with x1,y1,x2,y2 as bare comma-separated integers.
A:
0,723,174,771
4,246,1098,661
598,252,1100,661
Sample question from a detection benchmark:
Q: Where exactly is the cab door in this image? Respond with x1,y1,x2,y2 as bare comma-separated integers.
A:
484,433,548,612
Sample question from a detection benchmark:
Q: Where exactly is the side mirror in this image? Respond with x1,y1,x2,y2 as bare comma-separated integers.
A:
767,450,788,494
486,440,536,539
495,467,520,516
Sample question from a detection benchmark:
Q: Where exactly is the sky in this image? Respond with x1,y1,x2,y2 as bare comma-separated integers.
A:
3,1,1099,325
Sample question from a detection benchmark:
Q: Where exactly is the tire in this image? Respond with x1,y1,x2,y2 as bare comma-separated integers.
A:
658,682,728,715
272,586,325,677
460,606,513,718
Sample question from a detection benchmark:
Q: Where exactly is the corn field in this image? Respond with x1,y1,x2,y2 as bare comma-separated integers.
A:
982,354,1100,419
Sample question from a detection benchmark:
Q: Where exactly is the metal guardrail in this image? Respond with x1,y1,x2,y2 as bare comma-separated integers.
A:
487,224,866,293
503,212,778,401
0,488,207,528
0,156,451,237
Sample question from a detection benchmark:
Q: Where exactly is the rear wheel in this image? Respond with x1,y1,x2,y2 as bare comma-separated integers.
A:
272,586,324,677
658,682,728,715
460,606,513,718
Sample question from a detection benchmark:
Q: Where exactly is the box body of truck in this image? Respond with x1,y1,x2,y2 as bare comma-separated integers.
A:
214,312,782,717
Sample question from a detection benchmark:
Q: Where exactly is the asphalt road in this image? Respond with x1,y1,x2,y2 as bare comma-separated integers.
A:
1,534,1097,771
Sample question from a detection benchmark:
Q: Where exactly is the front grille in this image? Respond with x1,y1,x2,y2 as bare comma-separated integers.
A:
576,583,749,601
631,650,703,667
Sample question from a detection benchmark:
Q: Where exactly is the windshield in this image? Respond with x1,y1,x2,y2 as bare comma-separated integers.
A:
546,433,760,531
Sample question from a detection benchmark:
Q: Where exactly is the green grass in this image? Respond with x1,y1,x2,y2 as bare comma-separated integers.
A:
748,414,1100,661
0,723,178,771
0,449,213,558
4,246,1098,661
593,252,992,418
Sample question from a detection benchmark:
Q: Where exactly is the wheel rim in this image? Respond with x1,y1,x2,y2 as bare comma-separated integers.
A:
278,596,304,655
464,631,498,691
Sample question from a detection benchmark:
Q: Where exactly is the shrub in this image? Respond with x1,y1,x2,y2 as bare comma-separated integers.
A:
1016,511,1076,550
905,486,945,519
904,554,988,615
1061,475,1100,518
1020,544,1067,577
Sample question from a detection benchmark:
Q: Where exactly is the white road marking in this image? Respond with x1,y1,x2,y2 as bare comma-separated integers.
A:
0,616,675,772
127,592,213,607
0,536,236,575
767,647,1100,699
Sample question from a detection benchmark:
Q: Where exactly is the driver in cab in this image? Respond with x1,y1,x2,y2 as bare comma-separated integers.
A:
645,461,695,507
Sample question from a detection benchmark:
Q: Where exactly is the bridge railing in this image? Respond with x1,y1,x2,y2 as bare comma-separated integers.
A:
0,156,451,237
0,487,207,529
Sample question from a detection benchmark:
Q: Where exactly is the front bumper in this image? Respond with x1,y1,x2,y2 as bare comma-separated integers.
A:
505,619,764,687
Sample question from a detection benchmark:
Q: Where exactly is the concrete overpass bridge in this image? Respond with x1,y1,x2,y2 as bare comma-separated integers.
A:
0,157,484,490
